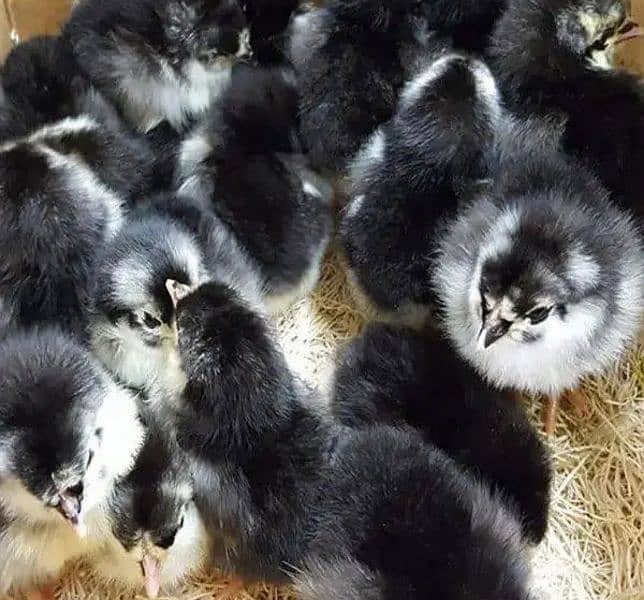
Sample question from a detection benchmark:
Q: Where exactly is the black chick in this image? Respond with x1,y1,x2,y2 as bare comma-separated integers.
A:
332,323,552,544
340,53,501,328
0,35,82,139
489,0,644,219
0,136,125,338
290,0,432,173
176,65,333,313
0,35,156,202
66,0,251,133
90,213,209,400
93,417,207,598
167,280,331,584
0,328,144,597
295,426,534,600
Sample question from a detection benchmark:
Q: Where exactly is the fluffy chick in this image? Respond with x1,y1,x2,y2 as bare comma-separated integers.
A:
0,35,83,139
340,53,501,328
332,323,552,543
168,280,331,584
489,0,644,219
0,35,156,200
90,214,208,400
177,65,333,313
67,0,251,132
433,120,644,425
0,328,143,597
91,418,208,599
0,136,125,338
290,0,432,173
294,426,533,600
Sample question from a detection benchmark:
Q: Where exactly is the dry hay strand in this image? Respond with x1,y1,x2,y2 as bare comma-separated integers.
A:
6,252,643,600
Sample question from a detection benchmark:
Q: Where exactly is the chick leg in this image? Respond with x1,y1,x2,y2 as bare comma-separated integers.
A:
542,394,560,436
213,575,250,600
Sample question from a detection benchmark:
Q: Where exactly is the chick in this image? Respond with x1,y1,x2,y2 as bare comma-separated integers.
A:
91,418,208,599
0,328,144,598
0,137,125,338
433,120,644,433
332,323,552,543
167,279,331,584
67,0,251,133
90,214,208,399
0,35,156,201
340,53,501,328
489,0,644,219
177,65,333,313
294,426,533,600
290,0,432,173
0,35,83,139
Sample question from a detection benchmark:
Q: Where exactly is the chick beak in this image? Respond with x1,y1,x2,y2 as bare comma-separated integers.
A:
140,554,162,599
613,19,644,46
55,487,86,536
482,320,510,349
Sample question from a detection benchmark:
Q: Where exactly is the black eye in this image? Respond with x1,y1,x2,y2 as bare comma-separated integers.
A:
67,481,84,498
87,449,94,468
527,306,552,325
157,527,179,550
143,312,162,329
587,38,606,53
480,291,490,318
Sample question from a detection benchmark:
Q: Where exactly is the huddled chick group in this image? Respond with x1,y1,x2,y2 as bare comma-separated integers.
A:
0,0,641,599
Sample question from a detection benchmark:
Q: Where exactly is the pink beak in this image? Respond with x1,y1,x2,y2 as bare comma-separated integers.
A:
140,554,162,599
614,19,644,46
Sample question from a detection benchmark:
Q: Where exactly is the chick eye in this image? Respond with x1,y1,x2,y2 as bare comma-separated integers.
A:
480,292,490,319
143,312,162,329
527,306,552,325
87,449,94,468
157,528,179,550
587,37,606,53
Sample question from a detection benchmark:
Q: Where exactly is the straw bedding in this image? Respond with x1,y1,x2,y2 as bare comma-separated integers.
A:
1,249,637,600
